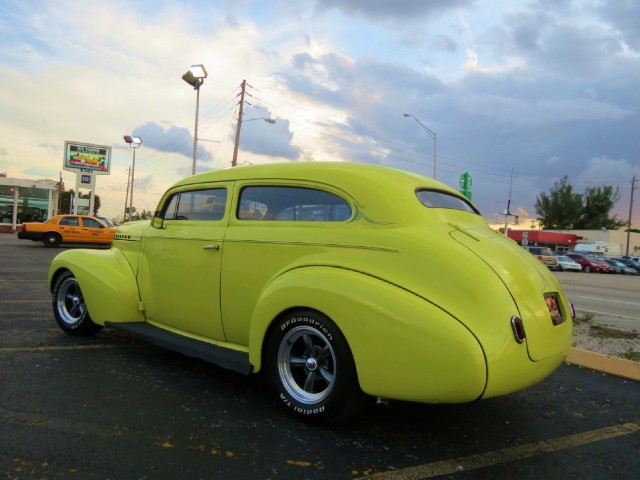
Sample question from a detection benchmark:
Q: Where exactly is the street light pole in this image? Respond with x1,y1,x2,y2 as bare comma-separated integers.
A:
404,113,437,179
182,64,208,176
192,84,201,175
123,135,143,222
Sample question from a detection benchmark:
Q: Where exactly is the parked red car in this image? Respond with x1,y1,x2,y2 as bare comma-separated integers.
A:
565,253,610,273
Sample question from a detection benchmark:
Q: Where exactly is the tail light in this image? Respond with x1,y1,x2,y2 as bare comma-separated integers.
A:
537,255,543,260
511,316,526,343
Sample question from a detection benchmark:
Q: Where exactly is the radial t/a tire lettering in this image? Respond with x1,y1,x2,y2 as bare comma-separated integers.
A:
52,270,102,336
265,309,362,423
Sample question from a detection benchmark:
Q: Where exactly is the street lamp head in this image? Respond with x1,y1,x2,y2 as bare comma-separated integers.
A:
403,113,411,117
182,64,207,89
242,117,276,124
124,135,143,148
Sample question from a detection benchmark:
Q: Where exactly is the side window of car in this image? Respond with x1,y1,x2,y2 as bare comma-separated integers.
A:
82,218,102,228
162,188,227,221
59,217,79,226
237,186,351,221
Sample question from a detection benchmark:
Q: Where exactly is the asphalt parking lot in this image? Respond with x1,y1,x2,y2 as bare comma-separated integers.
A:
1,234,639,479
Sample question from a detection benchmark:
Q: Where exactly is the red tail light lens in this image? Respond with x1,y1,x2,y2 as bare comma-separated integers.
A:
511,316,526,343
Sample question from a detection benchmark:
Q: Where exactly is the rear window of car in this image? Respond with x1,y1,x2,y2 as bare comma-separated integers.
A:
237,186,351,221
528,246,554,256
416,190,478,214
59,217,79,226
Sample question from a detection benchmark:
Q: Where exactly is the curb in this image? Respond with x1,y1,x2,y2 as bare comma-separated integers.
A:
566,348,640,382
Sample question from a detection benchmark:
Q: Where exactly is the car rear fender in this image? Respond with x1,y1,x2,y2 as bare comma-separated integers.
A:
49,248,144,326
248,266,487,404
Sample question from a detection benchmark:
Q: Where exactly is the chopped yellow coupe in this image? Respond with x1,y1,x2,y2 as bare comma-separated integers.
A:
48,162,573,422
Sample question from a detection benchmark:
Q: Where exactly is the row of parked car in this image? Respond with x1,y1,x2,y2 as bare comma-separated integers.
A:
558,253,640,274
523,246,640,275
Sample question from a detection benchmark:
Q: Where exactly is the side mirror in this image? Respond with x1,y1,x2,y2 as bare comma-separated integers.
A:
152,211,165,229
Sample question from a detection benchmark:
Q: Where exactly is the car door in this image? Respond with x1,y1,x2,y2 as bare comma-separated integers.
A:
137,186,230,341
57,216,82,242
80,216,110,242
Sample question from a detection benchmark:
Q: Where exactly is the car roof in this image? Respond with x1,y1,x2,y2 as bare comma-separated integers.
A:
167,162,480,219
173,162,440,189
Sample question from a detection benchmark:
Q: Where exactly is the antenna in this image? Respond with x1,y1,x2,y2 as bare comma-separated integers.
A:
503,166,514,235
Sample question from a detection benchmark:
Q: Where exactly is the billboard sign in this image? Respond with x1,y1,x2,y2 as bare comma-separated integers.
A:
63,141,112,175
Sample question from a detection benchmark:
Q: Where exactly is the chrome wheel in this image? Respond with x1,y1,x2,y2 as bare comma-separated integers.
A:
55,276,86,327
277,326,337,405
52,271,101,335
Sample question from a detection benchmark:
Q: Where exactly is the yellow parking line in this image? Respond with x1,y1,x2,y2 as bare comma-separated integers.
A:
1,300,50,303
364,422,640,479
0,344,126,353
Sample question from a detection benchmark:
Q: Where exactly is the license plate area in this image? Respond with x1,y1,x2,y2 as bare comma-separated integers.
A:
545,293,565,326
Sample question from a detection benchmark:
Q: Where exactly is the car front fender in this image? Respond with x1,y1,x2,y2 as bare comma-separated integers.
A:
49,248,144,326
248,266,487,404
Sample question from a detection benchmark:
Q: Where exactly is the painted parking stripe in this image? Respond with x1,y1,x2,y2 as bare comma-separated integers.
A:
0,344,126,353
0,300,50,303
576,296,640,307
576,308,640,321
364,422,640,479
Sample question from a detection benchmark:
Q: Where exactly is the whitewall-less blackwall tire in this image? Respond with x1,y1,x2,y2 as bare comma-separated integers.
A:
265,309,362,423
52,270,102,336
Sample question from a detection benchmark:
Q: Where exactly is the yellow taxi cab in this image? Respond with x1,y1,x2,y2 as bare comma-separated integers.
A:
18,214,116,247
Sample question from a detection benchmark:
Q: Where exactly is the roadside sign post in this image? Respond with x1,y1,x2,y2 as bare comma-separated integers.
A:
63,141,111,214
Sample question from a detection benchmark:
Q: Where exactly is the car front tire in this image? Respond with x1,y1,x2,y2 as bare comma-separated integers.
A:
265,310,362,423
52,270,102,336
583,265,591,273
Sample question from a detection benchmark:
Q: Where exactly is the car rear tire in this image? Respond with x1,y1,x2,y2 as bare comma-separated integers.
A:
43,232,62,248
52,270,102,336
265,310,362,423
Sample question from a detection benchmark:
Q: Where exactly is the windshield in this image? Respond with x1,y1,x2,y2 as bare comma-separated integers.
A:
416,190,478,214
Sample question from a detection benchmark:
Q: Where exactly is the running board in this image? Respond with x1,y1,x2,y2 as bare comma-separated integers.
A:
105,322,252,375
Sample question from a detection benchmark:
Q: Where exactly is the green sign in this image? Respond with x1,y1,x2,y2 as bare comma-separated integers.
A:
459,172,472,191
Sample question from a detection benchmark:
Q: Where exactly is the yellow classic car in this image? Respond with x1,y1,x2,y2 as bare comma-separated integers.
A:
48,162,573,422
18,214,116,247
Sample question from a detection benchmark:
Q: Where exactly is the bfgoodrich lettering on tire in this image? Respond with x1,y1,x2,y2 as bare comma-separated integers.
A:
52,270,102,336
265,309,362,422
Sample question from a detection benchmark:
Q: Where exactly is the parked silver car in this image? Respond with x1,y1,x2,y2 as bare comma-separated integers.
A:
556,255,582,272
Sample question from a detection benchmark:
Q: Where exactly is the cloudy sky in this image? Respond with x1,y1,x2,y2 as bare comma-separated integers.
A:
1,0,638,226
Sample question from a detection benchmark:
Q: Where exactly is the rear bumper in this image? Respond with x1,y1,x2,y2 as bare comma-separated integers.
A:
17,231,43,241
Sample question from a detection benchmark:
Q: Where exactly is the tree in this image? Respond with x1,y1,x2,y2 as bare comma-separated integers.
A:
577,185,626,229
535,176,583,229
57,190,102,215
535,177,626,230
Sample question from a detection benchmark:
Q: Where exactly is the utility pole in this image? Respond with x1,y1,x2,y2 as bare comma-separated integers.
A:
232,79,247,167
625,174,637,256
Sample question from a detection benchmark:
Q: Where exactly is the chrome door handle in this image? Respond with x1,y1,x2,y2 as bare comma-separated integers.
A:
203,244,220,250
